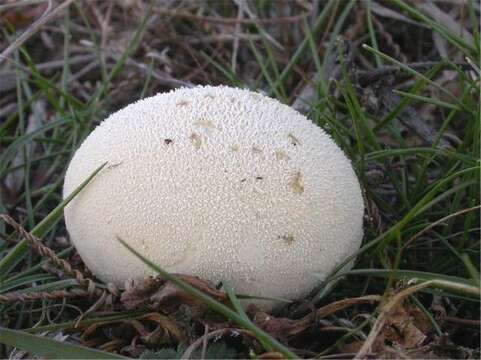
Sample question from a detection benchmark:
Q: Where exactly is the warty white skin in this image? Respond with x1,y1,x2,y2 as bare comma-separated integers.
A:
63,85,364,310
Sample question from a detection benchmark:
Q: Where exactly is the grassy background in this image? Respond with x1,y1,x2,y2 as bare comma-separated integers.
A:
0,0,479,358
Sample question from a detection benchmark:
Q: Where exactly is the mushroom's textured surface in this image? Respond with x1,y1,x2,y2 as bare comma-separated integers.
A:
63,86,364,309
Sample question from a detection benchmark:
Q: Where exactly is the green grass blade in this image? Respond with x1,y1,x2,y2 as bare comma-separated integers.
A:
0,162,107,278
0,327,125,359
223,282,273,352
88,3,153,106
0,274,56,293
461,253,481,287
393,89,464,111
117,237,297,359
328,269,480,298
199,51,243,86
362,44,471,113
323,166,479,283
366,0,382,67
0,119,70,178
247,35,285,102
272,0,337,93
364,148,477,166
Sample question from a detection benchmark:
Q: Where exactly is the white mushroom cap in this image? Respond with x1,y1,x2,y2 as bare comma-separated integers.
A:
63,86,364,310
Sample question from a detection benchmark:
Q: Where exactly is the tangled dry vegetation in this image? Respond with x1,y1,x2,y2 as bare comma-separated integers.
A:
0,0,480,359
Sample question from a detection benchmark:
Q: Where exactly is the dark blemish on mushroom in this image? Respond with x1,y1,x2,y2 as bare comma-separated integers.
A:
288,133,301,146
176,100,189,107
274,150,289,161
240,178,247,183
189,132,202,150
255,176,263,180
289,171,304,194
252,146,263,154
164,139,173,145
278,234,295,245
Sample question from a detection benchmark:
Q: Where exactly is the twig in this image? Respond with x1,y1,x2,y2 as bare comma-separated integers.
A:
357,61,474,86
288,295,382,338
0,52,95,75
257,352,285,359
200,324,209,360
354,282,433,359
0,0,47,11
121,55,193,88
444,316,481,327
0,288,89,303
354,279,481,359
0,0,76,66
236,0,284,50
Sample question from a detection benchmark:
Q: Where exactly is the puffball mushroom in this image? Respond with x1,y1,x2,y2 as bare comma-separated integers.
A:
63,85,364,309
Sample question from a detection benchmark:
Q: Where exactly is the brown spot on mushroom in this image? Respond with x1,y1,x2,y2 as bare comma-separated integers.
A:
194,119,218,130
252,146,263,154
274,150,289,161
240,178,246,183
230,144,240,151
164,139,173,145
288,133,301,146
176,100,189,107
255,176,263,180
289,171,304,194
278,234,295,245
189,132,202,150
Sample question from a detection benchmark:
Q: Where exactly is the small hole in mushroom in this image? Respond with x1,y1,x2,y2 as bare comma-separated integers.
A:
164,139,173,145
